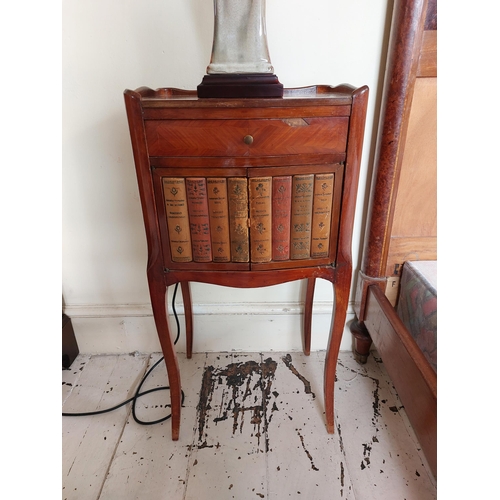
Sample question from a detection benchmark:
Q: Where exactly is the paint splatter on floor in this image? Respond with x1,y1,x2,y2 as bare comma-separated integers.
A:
195,354,319,455
281,354,316,399
196,357,279,451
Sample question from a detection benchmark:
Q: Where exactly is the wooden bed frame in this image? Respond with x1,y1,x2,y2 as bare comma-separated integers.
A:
349,0,437,478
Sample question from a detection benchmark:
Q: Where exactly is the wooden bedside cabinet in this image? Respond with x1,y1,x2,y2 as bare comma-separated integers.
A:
124,84,368,440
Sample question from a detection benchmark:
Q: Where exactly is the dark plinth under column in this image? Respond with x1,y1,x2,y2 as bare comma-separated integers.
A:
349,319,372,364
63,313,79,368
197,74,283,98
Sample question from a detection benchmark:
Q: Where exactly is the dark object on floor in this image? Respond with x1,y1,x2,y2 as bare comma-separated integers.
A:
62,313,79,368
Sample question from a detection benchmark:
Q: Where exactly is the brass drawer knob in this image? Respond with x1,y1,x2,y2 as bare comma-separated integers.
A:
243,134,254,145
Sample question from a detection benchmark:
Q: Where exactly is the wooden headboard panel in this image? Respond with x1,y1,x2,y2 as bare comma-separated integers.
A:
355,0,437,314
385,2,437,280
350,0,437,479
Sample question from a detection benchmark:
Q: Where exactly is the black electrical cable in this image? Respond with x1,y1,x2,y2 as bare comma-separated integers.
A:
62,282,185,424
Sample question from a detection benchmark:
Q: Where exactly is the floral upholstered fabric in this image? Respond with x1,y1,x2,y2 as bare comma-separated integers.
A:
396,261,437,372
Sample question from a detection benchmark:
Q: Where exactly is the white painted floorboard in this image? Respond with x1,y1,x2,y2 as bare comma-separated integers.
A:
62,351,436,500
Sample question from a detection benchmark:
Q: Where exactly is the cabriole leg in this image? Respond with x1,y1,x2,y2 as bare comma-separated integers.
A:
149,278,182,440
324,272,350,434
303,278,315,356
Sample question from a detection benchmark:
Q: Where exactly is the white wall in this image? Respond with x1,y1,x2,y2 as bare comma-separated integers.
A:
62,0,393,354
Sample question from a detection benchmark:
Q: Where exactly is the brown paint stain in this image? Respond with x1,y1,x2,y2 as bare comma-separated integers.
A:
196,357,278,451
281,354,315,399
297,430,319,471
336,362,386,474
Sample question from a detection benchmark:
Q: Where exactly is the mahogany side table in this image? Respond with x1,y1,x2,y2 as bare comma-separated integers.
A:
124,84,368,439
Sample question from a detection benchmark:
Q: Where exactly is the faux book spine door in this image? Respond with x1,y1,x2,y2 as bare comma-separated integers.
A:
158,171,340,270
272,176,292,261
207,178,231,263
249,177,272,263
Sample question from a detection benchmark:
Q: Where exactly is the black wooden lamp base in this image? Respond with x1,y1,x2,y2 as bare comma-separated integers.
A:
197,73,283,98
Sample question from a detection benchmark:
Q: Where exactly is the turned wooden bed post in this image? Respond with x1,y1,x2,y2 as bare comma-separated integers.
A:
350,0,432,362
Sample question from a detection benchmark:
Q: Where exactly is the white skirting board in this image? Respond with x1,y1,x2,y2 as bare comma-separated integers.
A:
64,301,356,354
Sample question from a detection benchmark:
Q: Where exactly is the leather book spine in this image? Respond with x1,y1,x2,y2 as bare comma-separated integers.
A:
207,178,231,263
249,177,272,263
228,177,250,262
163,177,193,262
186,177,212,262
311,173,334,258
290,174,314,260
272,176,292,261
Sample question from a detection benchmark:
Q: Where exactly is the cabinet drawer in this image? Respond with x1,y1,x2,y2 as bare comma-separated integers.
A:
145,117,349,157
